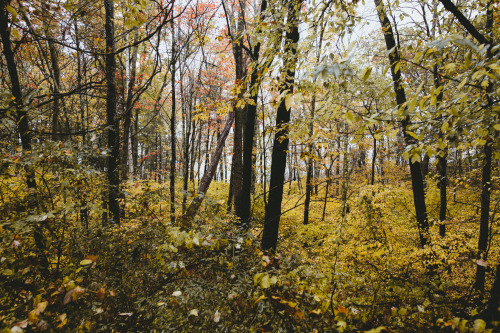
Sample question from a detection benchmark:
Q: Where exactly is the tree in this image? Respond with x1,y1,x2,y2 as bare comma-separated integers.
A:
261,0,302,251
239,0,268,228
104,0,120,224
373,0,429,247
170,14,177,223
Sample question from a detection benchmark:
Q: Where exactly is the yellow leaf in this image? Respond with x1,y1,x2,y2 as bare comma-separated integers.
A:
11,28,20,40
260,274,271,289
28,310,38,324
80,259,93,266
394,61,401,73
254,294,267,304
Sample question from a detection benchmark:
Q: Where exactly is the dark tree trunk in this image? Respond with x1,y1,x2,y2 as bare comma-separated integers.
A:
261,0,302,251
0,2,35,189
170,18,177,223
421,154,430,185
0,0,47,269
43,3,61,140
475,139,492,291
304,23,324,224
434,62,448,238
473,1,494,293
239,0,268,228
230,58,245,218
104,0,120,224
374,0,429,247
370,127,377,186
483,261,500,322
182,81,192,213
438,152,448,237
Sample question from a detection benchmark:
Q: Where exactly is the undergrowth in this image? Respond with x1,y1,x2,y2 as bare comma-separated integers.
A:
0,145,499,332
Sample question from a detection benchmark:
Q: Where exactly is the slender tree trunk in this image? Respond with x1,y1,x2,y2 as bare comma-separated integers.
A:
433,60,448,237
369,126,377,185
170,18,177,223
182,81,191,213
123,27,139,182
186,112,235,217
133,107,139,178
0,3,34,189
239,0,268,228
104,0,120,224
41,1,61,140
0,0,48,269
475,139,492,291
75,19,86,143
261,0,302,251
341,124,350,218
374,0,429,246
304,23,324,223
230,56,245,217
303,101,314,225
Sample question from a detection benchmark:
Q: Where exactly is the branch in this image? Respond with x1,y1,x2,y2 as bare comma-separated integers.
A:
437,0,490,45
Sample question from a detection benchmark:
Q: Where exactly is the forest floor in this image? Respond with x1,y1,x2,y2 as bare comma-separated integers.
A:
0,167,499,332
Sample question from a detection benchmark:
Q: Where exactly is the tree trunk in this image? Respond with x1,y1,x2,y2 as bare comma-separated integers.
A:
41,0,61,140
483,261,500,322
104,0,120,224
261,0,302,251
185,112,235,217
370,127,377,185
303,23,324,224
182,80,192,213
170,18,177,223
0,0,47,269
374,0,429,247
239,0,268,228
230,52,245,218
475,138,492,291
122,27,139,182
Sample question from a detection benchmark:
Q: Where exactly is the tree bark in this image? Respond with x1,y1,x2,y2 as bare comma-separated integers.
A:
475,138,492,291
229,12,245,218
122,27,139,182
104,0,120,224
239,0,268,228
483,261,500,322
374,0,429,247
261,0,302,251
170,17,177,223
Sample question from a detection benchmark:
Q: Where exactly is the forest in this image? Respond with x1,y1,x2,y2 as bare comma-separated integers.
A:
0,0,499,331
